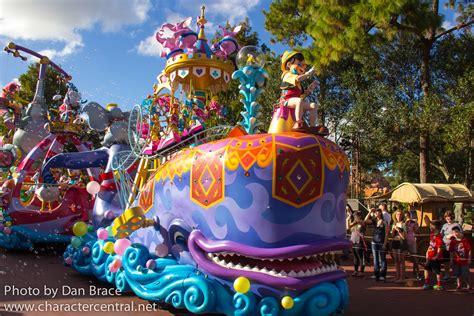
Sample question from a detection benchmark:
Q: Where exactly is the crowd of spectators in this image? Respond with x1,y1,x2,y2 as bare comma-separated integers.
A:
346,204,471,292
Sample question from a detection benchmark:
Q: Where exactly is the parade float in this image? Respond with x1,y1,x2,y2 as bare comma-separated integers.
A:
0,44,128,250
64,6,351,315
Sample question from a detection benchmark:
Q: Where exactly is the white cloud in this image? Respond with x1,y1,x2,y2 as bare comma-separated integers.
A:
164,10,188,24
0,0,152,58
175,0,260,24
206,0,261,24
137,30,162,56
38,38,84,60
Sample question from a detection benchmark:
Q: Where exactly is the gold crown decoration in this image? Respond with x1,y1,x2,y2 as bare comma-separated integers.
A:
49,121,83,134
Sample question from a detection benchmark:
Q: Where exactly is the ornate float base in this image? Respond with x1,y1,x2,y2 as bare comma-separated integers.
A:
64,238,348,316
0,226,71,250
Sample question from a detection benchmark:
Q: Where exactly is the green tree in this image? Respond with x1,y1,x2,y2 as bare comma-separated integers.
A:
340,33,474,187
264,0,474,183
18,62,68,107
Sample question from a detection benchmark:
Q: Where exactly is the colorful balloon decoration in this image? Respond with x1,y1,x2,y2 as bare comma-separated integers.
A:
281,296,294,309
112,258,122,269
86,181,101,195
154,244,169,258
64,256,73,266
146,259,156,270
71,237,82,248
82,246,90,256
72,221,88,237
113,238,131,256
233,277,250,294
103,241,115,254
97,228,109,240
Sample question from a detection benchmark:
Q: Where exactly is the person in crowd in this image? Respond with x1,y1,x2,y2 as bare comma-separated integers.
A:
379,202,391,227
409,203,419,222
449,226,471,292
365,208,388,282
404,211,421,280
423,220,443,290
391,210,407,282
440,211,463,281
349,211,367,277
343,204,355,260
346,204,354,231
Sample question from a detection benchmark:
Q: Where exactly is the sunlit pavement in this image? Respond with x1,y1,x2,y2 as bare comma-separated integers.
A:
341,256,474,316
0,248,472,316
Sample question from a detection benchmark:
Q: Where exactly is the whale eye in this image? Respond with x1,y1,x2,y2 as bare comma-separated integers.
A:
173,231,186,244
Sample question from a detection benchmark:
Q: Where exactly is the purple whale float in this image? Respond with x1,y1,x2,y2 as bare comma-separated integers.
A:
64,6,351,315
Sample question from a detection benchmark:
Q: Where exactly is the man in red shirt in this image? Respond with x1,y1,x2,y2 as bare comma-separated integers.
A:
423,220,443,290
449,226,472,292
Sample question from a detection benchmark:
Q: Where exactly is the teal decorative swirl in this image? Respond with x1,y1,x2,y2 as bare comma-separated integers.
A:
65,237,349,315
259,297,279,316
335,278,349,309
293,282,341,315
115,269,130,292
233,292,257,316
91,239,110,281
104,255,117,283
166,290,183,307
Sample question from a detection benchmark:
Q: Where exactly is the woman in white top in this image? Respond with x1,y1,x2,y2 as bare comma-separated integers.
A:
391,210,407,282
404,211,421,280
349,212,367,277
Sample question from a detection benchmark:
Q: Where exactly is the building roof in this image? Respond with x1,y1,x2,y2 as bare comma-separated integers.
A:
367,182,474,204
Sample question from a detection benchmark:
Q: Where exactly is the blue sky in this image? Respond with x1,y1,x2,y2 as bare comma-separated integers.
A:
0,0,458,110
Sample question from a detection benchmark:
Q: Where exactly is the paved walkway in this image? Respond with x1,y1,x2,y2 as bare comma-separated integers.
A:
0,248,472,315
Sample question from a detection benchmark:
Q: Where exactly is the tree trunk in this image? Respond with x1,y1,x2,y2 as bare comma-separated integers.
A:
419,42,432,183
417,0,439,184
431,154,451,182
419,132,429,183
466,116,474,189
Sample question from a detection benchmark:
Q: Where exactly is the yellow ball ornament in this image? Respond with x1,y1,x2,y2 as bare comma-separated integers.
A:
281,296,294,309
103,241,115,254
233,276,250,294
5,221,12,227
72,221,88,237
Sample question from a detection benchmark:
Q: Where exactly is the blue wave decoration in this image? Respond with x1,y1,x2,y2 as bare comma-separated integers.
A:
65,238,349,315
0,226,72,250
0,230,32,250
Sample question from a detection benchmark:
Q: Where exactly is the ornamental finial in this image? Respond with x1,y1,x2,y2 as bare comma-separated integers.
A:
197,5,207,40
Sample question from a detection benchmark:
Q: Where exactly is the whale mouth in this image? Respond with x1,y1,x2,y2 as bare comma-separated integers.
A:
206,251,338,278
189,230,351,290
